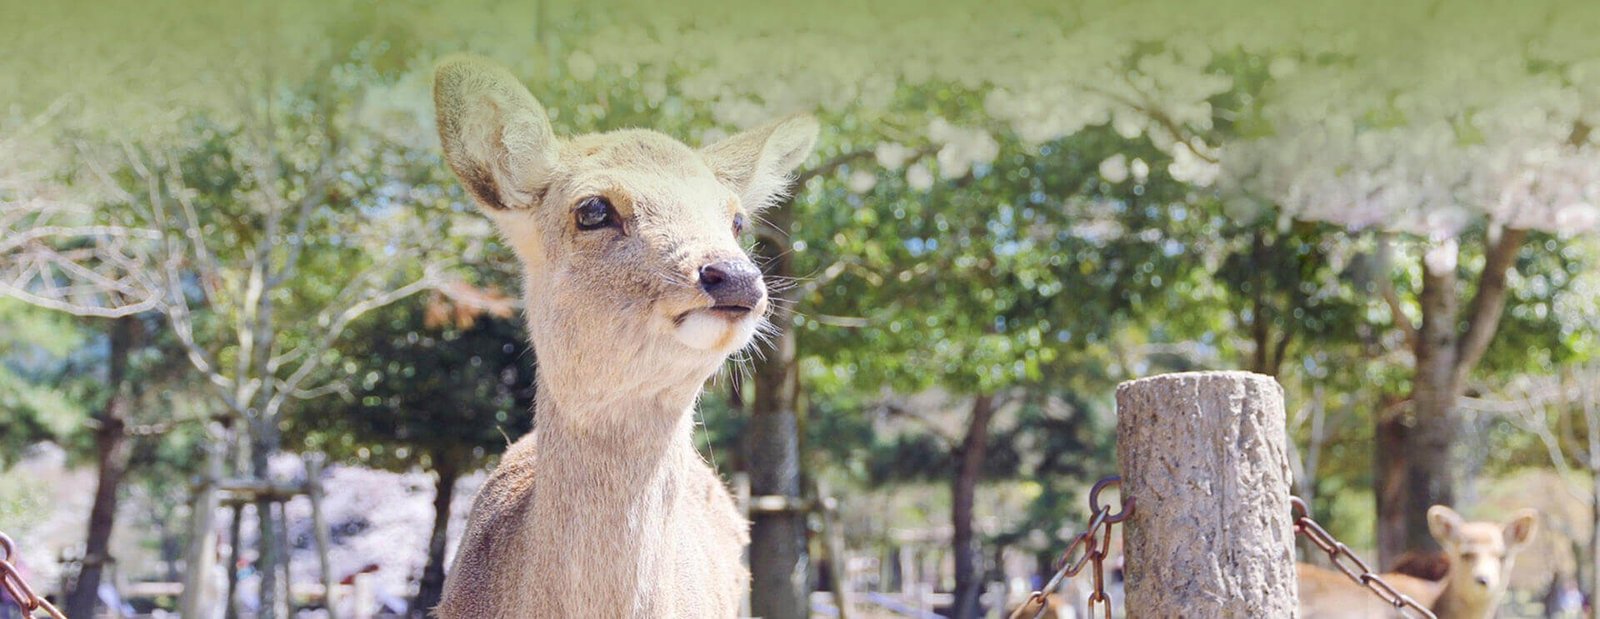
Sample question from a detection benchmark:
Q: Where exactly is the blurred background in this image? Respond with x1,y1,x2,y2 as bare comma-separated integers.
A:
1,0,1598,617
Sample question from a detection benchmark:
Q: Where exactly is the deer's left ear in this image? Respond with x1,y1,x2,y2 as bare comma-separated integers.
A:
1427,505,1464,544
1503,509,1539,550
701,115,819,212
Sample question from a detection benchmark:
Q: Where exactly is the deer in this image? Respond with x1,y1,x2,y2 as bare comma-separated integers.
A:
428,55,818,618
1297,505,1539,619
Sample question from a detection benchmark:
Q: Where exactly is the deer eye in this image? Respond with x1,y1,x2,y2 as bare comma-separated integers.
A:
732,213,747,235
575,197,618,231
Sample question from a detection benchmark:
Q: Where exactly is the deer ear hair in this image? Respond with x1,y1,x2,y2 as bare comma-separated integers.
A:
434,55,560,211
701,115,819,213
1503,509,1539,549
1427,505,1464,543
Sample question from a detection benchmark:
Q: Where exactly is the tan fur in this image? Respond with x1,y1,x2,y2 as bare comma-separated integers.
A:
429,55,818,618
1297,506,1539,619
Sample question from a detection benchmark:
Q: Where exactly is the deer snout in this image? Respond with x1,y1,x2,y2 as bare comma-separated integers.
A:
698,259,765,313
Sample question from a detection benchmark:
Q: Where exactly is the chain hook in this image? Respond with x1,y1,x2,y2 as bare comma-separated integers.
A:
1088,476,1133,524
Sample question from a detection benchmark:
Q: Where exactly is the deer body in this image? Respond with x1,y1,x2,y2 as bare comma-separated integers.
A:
1297,506,1538,619
429,56,819,618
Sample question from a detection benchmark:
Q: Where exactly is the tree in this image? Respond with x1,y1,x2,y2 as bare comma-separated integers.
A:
0,300,88,461
1498,366,1600,607
284,286,533,617
1215,10,1600,554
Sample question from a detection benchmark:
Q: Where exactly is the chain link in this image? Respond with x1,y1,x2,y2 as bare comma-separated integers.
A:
1291,497,1437,619
0,533,66,619
1010,476,1131,619
1011,485,1437,619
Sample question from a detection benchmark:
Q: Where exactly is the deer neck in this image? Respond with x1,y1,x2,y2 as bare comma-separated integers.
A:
518,360,710,606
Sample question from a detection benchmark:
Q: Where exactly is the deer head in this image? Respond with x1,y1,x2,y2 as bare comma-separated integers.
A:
432,56,817,414
1427,505,1539,609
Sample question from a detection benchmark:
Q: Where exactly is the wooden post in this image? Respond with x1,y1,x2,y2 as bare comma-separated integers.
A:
179,430,223,619
817,482,853,619
1116,371,1296,618
224,503,243,619
275,500,296,617
732,472,752,619
305,454,339,619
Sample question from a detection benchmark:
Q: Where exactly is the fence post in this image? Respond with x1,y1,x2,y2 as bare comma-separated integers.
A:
1116,371,1296,617
305,453,339,619
179,425,224,619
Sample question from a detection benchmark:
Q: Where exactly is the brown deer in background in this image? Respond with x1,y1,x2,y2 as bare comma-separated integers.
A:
1298,505,1538,618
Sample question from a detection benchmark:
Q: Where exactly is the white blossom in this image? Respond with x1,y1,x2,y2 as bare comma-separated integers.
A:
906,162,934,191
1130,158,1150,183
847,169,878,194
1098,154,1129,183
875,142,915,170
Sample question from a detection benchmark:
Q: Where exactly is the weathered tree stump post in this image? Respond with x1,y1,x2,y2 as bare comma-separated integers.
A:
1116,371,1296,618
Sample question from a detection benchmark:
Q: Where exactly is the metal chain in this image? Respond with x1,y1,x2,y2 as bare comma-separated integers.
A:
1291,497,1437,619
1010,476,1132,619
0,533,67,619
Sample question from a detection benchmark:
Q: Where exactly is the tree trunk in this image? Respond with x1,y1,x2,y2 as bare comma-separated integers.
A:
306,454,338,619
412,456,460,618
1590,470,1599,619
251,418,284,619
66,316,138,619
1374,396,1411,569
747,198,807,619
950,394,996,619
1387,231,1524,556
1403,259,1461,554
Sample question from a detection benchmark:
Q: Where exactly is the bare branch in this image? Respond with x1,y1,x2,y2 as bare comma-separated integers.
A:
795,257,860,297
795,149,876,186
1494,374,1586,501
811,314,870,328
165,164,224,304
878,401,962,450
0,282,157,317
1369,233,1420,353
1083,80,1218,164
0,225,160,255
269,262,448,414
1453,227,1529,387
281,379,353,401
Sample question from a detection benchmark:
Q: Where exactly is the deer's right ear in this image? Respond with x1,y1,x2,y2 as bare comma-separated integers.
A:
434,55,559,211
1503,509,1539,550
1427,505,1464,543
701,115,820,213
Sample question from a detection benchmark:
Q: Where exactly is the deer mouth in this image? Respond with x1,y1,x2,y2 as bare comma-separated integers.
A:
708,304,754,317
670,302,763,351
674,304,756,325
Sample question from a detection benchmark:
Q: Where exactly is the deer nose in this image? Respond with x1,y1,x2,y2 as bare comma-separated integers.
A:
698,259,764,312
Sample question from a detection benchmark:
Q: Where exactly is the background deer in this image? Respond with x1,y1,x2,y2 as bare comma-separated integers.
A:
1298,505,1538,619
429,55,818,618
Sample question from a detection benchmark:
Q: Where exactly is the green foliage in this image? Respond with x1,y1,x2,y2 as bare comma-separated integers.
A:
0,301,87,457
284,297,534,471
